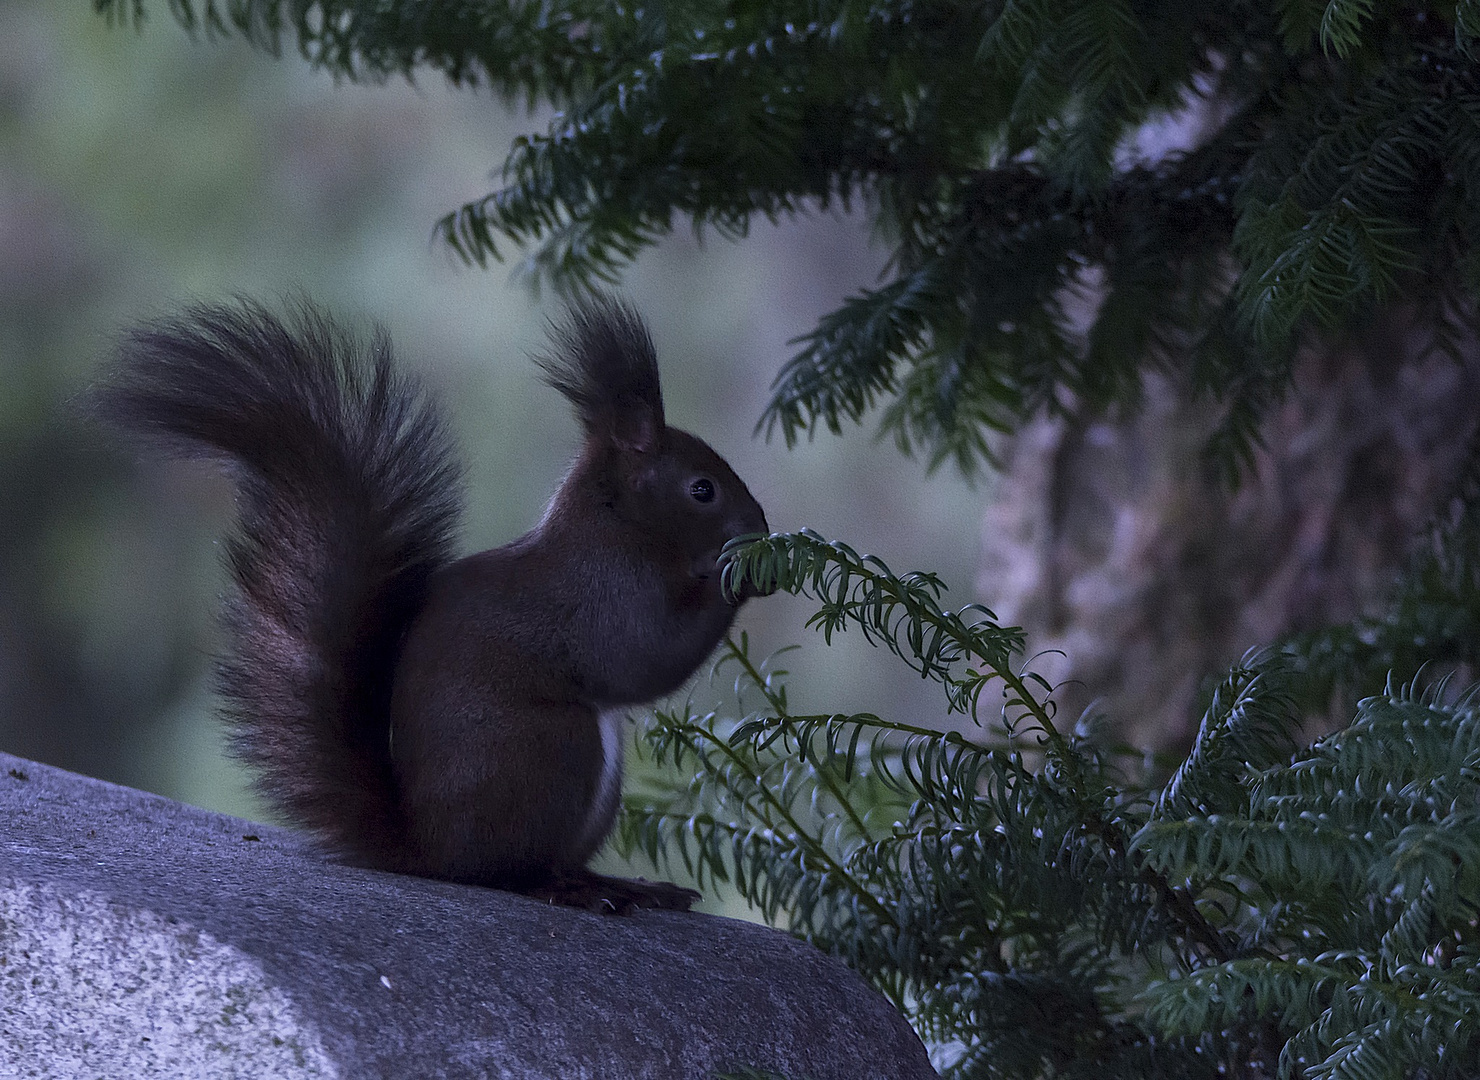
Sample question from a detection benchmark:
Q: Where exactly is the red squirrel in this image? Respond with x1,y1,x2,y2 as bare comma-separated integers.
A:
99,296,768,912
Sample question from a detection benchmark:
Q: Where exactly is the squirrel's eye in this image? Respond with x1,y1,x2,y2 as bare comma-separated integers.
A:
689,477,716,504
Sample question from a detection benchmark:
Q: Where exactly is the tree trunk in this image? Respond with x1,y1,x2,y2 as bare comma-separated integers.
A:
976,312,1480,750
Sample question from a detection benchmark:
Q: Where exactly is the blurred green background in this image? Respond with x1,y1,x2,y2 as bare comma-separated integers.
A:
0,3,990,825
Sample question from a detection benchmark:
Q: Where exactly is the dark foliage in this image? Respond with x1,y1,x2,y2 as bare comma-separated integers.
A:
615,531,1480,1078
99,0,1480,477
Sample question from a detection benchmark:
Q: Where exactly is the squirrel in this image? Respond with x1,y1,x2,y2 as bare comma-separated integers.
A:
97,296,768,913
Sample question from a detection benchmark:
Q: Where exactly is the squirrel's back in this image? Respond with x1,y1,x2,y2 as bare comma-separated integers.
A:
98,301,461,864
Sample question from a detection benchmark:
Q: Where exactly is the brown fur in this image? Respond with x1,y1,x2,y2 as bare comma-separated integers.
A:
98,297,768,911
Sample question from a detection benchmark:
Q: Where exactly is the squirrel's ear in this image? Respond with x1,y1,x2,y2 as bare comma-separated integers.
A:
608,401,662,454
539,295,665,454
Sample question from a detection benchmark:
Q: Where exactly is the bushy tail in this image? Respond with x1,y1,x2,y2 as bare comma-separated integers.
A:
98,301,462,865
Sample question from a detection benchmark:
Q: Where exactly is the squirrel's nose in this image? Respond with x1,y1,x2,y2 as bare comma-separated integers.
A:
730,499,768,540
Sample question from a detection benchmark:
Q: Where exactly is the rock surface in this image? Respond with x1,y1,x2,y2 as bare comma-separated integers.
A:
0,751,935,1079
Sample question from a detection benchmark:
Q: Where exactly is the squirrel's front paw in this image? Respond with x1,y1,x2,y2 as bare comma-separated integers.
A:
526,870,701,915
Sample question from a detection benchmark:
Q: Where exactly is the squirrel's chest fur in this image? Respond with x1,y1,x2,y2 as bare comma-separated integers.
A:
385,549,676,883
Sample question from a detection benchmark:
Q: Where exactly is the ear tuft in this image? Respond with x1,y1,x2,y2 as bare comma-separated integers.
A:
538,294,664,453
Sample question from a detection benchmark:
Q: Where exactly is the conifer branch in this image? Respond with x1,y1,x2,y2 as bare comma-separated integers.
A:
101,0,1480,477
637,531,1480,1075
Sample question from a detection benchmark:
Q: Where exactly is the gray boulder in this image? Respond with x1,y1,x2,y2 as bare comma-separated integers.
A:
0,751,935,1079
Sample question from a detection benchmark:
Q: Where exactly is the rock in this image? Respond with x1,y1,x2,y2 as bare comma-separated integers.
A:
0,752,934,1080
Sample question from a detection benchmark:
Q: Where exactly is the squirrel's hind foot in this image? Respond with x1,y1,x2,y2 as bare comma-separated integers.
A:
526,870,701,915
